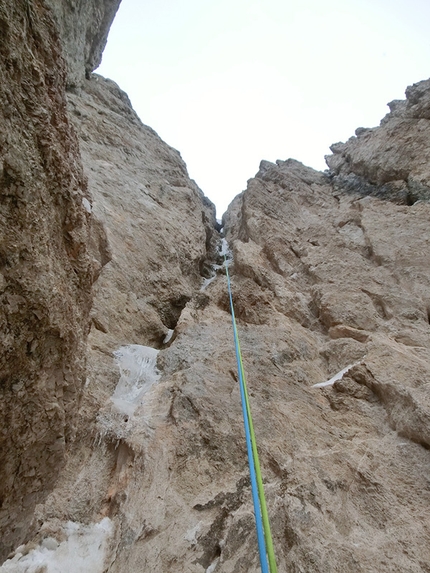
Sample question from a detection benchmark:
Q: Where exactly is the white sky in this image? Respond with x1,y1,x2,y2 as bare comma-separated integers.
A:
97,0,430,216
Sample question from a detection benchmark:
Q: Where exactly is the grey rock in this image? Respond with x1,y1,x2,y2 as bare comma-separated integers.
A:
45,0,122,87
0,0,109,558
2,2,430,572
326,77,430,203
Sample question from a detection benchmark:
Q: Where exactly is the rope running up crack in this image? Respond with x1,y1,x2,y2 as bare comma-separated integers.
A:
224,254,277,573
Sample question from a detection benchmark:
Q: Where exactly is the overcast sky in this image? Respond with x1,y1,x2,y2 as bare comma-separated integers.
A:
97,0,430,216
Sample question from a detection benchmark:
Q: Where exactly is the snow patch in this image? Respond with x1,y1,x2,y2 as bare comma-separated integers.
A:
312,362,361,388
184,521,202,546
81,197,92,213
111,344,160,415
206,558,220,573
163,329,174,344
200,263,223,291
220,238,231,259
0,518,113,573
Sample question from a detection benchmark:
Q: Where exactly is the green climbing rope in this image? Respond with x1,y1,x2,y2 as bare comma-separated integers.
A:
225,255,278,573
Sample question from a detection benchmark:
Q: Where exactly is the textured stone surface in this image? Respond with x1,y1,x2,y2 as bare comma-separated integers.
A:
0,0,108,558
217,160,430,572
1,2,430,571
61,75,218,454
45,0,122,87
67,74,217,353
326,78,430,204
12,140,430,572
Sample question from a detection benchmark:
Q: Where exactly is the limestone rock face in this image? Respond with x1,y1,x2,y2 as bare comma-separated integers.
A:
217,159,430,571
45,0,122,87
63,73,218,447
7,83,429,571
67,74,217,353
1,2,430,571
0,0,108,558
326,78,430,204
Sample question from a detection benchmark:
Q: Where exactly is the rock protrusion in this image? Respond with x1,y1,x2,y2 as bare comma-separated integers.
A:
45,0,122,87
326,78,430,204
0,0,109,558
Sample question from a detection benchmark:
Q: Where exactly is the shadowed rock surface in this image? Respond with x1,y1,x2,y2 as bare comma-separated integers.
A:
1,2,429,572
0,0,109,557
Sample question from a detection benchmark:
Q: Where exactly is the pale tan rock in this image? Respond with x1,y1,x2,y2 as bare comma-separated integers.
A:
66,74,217,371
2,4,430,572
326,78,430,203
329,325,370,343
45,0,122,87
33,151,430,572
0,0,108,558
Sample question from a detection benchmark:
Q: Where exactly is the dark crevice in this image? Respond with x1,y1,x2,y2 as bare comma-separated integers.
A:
193,476,249,568
290,245,301,259
157,295,191,330
361,289,391,319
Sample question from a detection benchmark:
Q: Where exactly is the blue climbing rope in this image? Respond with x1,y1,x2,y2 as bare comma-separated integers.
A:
225,255,272,573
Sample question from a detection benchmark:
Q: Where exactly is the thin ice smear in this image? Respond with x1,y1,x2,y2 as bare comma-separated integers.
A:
220,237,232,261
312,361,362,388
0,518,113,573
111,344,160,415
206,558,220,573
163,329,174,344
200,237,232,291
200,263,223,291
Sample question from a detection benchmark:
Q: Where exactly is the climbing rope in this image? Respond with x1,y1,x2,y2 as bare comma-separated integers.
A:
224,255,278,573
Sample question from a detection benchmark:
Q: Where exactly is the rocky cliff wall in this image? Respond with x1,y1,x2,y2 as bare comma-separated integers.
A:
327,79,430,204
5,77,429,572
67,74,217,351
0,0,109,558
0,0,218,565
1,2,430,572
45,0,122,87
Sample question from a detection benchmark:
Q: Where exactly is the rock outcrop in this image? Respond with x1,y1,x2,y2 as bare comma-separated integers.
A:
326,78,430,204
221,158,430,570
0,0,216,564
0,0,108,558
45,0,122,87
67,74,217,352
1,2,430,572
